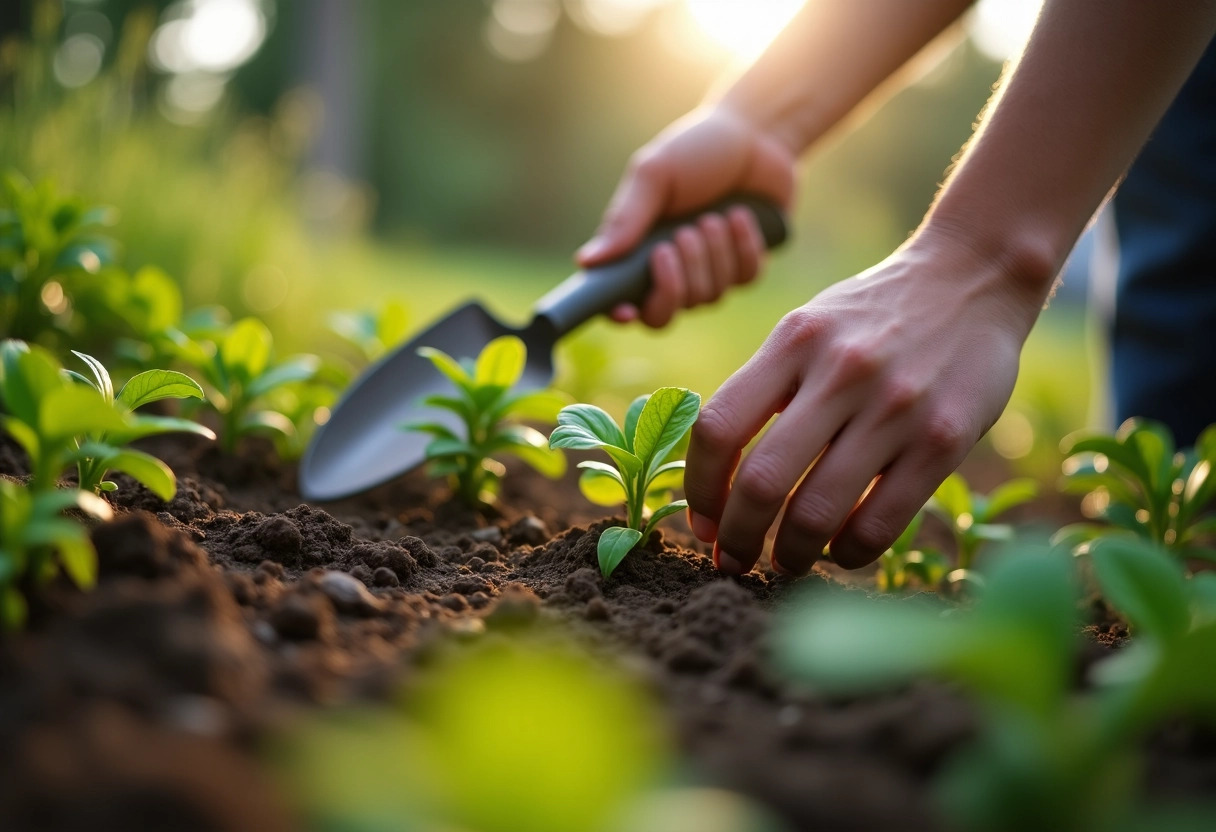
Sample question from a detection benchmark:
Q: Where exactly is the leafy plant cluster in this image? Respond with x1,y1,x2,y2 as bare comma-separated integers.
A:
549,388,700,578
0,339,213,628
777,538,1216,831
408,336,568,506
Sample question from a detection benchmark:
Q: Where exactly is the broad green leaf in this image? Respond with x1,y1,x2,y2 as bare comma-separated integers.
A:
496,390,572,423
1189,572,1216,628
402,421,460,441
1,341,65,426
376,300,410,349
548,424,604,450
633,388,700,467
107,415,215,445
644,459,685,493
970,523,1015,543
427,457,465,478
597,526,643,578
1063,433,1150,488
247,355,321,399
982,478,1038,521
116,370,204,411
64,370,95,389
1090,539,1190,641
128,266,182,333
55,533,98,589
490,425,567,478
474,335,526,388
642,500,687,539
1123,623,1216,733
579,465,628,507
421,393,475,423
418,346,473,391
239,410,295,438
931,473,972,521
70,351,113,402
1128,420,1175,493
601,445,643,479
1059,470,1142,511
221,318,273,384
104,448,177,501
39,385,127,441
426,437,477,459
557,404,626,449
890,512,925,555
1,417,40,462
623,394,648,451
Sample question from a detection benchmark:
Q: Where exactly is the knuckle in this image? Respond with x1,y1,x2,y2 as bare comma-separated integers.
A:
922,409,972,456
772,307,826,350
829,339,882,379
877,376,925,419
732,454,790,507
847,514,900,556
785,489,840,540
626,148,662,179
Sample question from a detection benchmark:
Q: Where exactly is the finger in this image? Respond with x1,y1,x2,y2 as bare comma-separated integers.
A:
673,225,713,307
578,153,669,266
697,213,735,303
770,422,902,576
685,348,803,541
712,388,859,576
610,303,638,323
728,206,765,285
828,443,968,570
639,242,685,328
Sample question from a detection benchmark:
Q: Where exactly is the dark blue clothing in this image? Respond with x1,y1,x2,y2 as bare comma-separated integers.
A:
1110,37,1216,446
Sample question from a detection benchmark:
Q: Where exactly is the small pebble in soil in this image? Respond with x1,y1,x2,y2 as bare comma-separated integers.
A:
253,515,303,559
372,567,400,587
439,594,469,612
269,592,334,641
465,556,486,571
469,526,504,545
451,576,492,596
317,571,384,616
350,564,374,585
507,514,549,546
584,597,611,621
397,536,439,568
467,591,492,609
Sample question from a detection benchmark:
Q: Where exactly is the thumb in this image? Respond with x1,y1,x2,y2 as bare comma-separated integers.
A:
577,158,668,267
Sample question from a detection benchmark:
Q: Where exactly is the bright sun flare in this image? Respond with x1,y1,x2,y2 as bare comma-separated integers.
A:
684,0,805,60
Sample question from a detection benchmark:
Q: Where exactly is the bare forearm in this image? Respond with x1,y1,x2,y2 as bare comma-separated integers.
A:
717,0,974,153
926,0,1216,311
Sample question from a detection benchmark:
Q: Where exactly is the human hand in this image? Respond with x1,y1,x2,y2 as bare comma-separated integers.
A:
684,231,1051,575
578,104,796,327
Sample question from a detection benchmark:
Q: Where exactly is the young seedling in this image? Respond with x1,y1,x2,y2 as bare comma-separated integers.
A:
1056,418,1216,562
405,335,568,505
0,340,213,499
929,471,1038,583
328,299,410,364
876,511,948,593
0,173,117,344
0,478,112,629
172,316,320,454
549,387,700,578
64,349,215,497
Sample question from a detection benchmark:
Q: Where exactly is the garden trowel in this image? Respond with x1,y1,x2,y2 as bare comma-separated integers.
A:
299,194,787,501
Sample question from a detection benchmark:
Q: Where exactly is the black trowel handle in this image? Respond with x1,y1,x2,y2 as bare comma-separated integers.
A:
533,193,789,337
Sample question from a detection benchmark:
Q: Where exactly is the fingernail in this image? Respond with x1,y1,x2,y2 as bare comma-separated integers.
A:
578,237,605,261
715,545,744,576
688,509,717,542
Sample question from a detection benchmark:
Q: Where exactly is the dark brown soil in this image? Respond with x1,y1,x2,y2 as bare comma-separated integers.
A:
0,434,1211,832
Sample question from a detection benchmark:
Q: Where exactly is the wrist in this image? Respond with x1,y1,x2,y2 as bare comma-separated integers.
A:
715,85,820,157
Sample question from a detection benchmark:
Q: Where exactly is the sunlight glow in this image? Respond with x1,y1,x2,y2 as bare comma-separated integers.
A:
967,0,1043,62
683,0,803,61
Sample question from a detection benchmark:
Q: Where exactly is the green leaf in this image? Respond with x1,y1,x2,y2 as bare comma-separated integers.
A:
578,464,628,507
623,394,648,451
632,387,700,467
490,425,566,478
597,526,643,578
376,300,410,350
548,424,605,450
496,389,571,423
642,500,687,539
70,351,114,403
1188,572,1216,628
557,404,626,449
39,385,127,442
116,369,205,411
421,393,475,423
890,512,925,555
1,340,65,426
107,415,215,445
221,318,273,384
644,459,685,493
425,437,477,459
474,335,526,388
247,355,321,399
931,473,972,521
239,410,295,439
56,532,98,589
1090,538,1190,641
418,346,473,392
402,421,460,441
1,417,40,462
104,448,177,500
127,266,183,333
981,478,1038,521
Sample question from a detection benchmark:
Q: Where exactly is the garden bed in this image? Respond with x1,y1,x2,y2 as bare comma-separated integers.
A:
0,434,1212,832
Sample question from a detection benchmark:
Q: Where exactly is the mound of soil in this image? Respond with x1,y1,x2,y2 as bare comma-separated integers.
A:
0,435,1212,831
